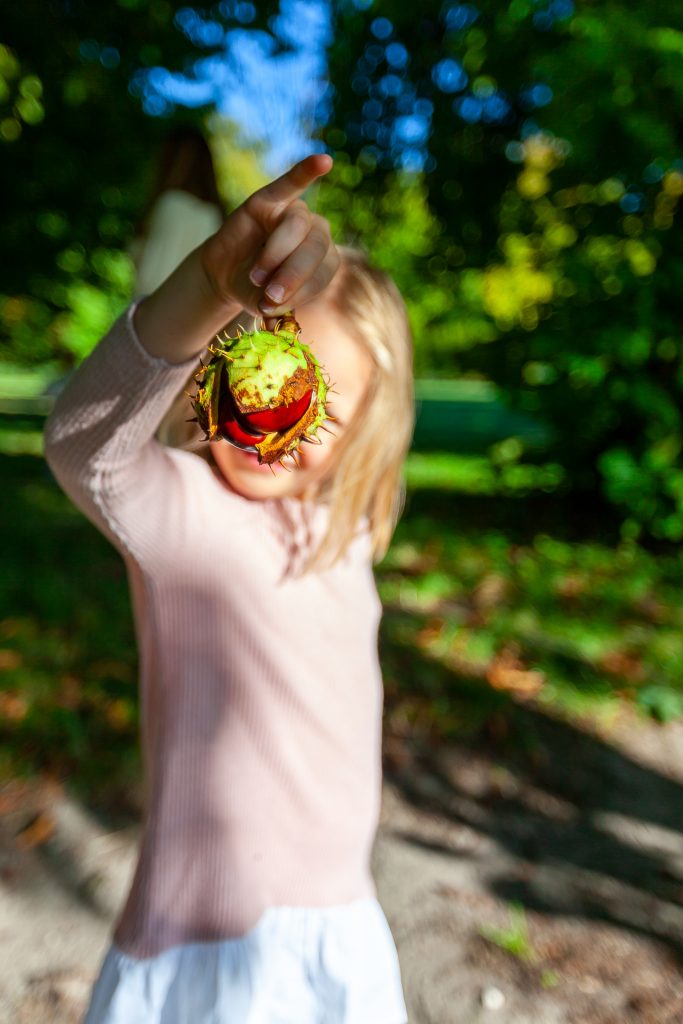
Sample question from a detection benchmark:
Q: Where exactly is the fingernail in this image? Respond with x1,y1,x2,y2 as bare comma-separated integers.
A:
249,267,267,287
265,283,285,303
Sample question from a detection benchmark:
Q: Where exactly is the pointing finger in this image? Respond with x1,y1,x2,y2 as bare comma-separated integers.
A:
244,154,333,229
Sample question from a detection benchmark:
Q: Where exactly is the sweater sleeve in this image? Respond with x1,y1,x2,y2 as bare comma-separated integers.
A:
43,301,207,568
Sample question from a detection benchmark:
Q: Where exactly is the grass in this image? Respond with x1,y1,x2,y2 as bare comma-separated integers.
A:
378,481,683,736
479,903,536,962
0,444,141,817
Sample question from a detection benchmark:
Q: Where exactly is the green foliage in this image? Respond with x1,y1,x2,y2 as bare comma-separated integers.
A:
0,43,44,140
481,142,683,540
323,0,683,542
480,903,536,962
636,685,683,723
54,252,135,361
2,0,683,541
317,158,465,374
0,2,193,366
0,452,140,810
378,475,683,727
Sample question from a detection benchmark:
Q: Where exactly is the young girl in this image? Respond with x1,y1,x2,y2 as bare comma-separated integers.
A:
44,153,414,1024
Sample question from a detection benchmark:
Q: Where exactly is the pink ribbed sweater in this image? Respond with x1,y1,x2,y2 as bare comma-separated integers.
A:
43,304,384,960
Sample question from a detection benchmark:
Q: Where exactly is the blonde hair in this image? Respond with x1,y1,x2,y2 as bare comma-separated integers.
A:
156,244,414,570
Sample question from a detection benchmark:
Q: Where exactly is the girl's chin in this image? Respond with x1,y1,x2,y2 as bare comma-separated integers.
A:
230,448,291,474
217,449,306,499
232,449,269,468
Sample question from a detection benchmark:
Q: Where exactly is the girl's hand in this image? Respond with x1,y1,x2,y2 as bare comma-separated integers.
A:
132,155,336,365
201,154,339,318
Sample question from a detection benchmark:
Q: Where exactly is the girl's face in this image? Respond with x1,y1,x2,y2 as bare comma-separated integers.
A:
210,295,374,501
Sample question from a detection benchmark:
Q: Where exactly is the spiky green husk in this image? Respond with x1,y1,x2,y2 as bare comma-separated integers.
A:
190,315,329,465
190,357,223,441
223,328,309,412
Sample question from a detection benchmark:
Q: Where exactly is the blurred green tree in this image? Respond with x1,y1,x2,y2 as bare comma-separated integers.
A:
322,0,683,541
2,0,682,541
0,0,209,366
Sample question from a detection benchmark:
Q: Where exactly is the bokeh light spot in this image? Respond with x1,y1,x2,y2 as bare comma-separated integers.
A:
99,47,121,69
455,95,483,123
432,57,468,93
444,4,480,31
371,17,393,40
385,42,408,69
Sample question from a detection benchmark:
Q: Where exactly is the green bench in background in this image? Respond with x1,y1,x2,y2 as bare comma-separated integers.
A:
0,365,554,459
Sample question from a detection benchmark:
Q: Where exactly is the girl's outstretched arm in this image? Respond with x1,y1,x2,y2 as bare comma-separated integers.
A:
43,154,339,569
43,303,209,569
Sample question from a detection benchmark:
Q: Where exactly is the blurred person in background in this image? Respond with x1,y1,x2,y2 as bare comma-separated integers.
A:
130,124,225,298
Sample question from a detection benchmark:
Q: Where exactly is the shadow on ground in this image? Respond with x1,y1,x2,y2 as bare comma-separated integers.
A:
383,635,683,966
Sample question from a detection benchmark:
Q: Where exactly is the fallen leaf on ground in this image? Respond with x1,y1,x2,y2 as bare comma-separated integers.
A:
596,649,646,682
0,649,22,670
0,692,28,720
487,647,544,697
15,813,56,850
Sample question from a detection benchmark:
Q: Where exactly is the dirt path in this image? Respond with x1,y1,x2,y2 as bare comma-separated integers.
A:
2,709,683,1023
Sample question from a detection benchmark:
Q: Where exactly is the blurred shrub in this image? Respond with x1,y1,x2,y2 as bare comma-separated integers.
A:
324,0,683,543
0,7,193,367
481,140,683,543
2,0,683,543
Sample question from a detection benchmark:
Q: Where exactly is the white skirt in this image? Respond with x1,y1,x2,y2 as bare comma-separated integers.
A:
82,896,408,1024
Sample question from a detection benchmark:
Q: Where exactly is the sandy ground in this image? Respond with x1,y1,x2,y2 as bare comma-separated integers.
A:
3,710,683,1023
